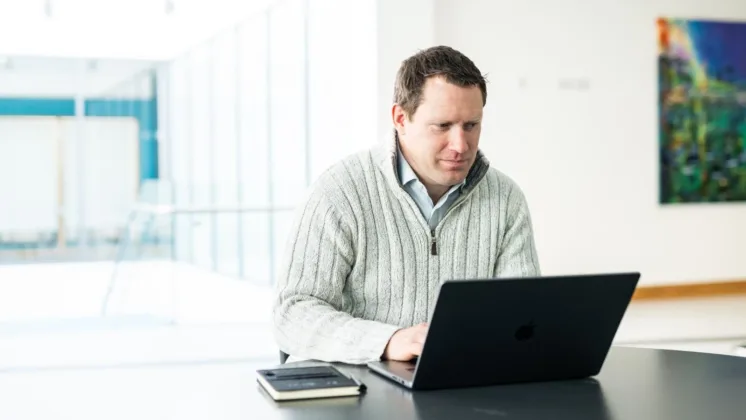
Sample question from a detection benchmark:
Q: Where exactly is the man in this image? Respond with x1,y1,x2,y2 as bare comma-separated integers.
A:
272,46,540,365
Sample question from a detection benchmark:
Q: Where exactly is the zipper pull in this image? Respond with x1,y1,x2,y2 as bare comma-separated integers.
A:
430,232,437,256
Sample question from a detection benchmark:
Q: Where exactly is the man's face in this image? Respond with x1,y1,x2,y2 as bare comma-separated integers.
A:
393,76,483,193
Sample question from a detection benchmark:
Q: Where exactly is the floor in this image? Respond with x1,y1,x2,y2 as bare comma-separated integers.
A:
0,260,744,373
614,294,746,356
0,261,276,371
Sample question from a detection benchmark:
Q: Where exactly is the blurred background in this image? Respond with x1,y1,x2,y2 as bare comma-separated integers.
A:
0,0,744,375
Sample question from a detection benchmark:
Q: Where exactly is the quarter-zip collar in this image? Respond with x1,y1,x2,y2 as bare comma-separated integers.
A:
374,131,491,197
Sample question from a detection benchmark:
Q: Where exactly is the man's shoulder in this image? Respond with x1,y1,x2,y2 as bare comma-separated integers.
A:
474,166,532,213
481,166,524,196
294,148,382,224
314,148,380,188
298,147,380,207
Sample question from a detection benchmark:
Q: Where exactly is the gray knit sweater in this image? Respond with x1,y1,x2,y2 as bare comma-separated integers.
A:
272,138,541,365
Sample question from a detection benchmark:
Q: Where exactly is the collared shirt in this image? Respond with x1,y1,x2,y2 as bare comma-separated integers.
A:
398,149,465,231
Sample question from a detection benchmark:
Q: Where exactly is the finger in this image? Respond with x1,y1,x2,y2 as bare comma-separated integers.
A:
409,342,424,357
413,330,427,345
412,323,427,333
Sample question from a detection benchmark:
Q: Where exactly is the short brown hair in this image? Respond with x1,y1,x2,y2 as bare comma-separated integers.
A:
393,45,487,118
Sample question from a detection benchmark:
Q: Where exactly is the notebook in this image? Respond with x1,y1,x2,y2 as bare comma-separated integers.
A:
256,365,366,401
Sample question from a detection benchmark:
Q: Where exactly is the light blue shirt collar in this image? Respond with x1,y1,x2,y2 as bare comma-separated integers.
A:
396,147,465,230
397,148,466,191
398,150,420,187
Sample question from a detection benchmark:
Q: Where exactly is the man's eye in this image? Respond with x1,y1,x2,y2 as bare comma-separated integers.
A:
438,123,450,130
464,122,477,131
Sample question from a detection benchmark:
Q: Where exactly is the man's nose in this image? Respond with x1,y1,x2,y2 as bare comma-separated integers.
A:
448,128,469,154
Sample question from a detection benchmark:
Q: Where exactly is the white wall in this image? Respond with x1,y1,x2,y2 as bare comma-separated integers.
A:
0,56,153,246
309,0,378,178
0,117,139,241
433,0,746,285
0,117,59,235
375,0,435,143
61,117,140,238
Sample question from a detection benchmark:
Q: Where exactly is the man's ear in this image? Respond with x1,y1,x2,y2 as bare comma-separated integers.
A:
391,103,408,135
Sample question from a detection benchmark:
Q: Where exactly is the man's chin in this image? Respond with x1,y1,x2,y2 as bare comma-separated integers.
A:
439,173,468,187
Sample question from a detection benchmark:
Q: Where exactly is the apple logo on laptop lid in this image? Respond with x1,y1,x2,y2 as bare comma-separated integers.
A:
515,320,536,341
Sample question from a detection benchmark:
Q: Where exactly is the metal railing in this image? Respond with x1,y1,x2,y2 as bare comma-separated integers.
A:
100,203,294,316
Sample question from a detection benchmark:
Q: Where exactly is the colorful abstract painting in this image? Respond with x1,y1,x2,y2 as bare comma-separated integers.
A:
658,18,746,203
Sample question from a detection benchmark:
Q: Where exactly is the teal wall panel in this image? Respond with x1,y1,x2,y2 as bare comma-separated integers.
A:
0,95,159,181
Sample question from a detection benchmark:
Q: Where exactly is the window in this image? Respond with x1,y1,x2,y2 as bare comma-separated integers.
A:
211,30,240,276
160,0,378,285
187,44,214,270
167,56,193,263
268,0,307,208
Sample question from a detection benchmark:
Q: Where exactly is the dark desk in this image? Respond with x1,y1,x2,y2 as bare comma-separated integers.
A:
256,347,746,420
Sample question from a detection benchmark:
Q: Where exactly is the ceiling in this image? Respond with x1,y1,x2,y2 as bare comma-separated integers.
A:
0,55,157,96
0,0,279,60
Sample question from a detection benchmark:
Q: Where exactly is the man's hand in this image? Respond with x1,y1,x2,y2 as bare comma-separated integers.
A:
382,323,429,361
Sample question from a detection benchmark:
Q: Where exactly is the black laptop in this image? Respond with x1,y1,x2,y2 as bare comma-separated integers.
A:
367,272,640,390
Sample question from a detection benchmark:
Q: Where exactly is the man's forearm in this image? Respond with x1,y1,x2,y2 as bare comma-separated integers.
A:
273,293,401,364
271,178,402,364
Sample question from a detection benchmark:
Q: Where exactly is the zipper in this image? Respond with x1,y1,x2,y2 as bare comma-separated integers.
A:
427,184,481,257
394,158,489,257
